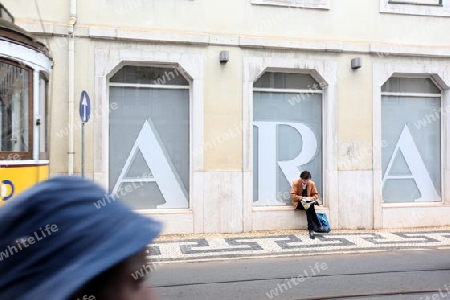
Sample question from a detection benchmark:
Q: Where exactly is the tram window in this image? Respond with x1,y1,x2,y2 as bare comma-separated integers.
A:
39,74,48,160
0,60,32,159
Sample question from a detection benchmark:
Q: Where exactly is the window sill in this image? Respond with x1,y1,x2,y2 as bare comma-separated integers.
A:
381,0,450,16
389,2,442,6
251,0,330,10
253,206,293,211
382,202,443,208
136,208,193,214
253,205,329,211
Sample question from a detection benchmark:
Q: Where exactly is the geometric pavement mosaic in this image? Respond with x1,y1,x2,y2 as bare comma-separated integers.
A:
146,229,450,263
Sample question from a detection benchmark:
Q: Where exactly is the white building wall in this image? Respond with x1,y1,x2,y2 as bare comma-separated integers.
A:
2,0,450,233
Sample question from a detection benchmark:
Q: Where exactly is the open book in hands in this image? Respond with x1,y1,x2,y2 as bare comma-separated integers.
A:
301,197,319,205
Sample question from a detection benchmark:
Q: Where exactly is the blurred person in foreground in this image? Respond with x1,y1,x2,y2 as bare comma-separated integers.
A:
290,170,323,239
0,176,162,300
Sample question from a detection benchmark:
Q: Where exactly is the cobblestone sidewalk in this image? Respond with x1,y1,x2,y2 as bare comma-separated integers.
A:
146,227,450,264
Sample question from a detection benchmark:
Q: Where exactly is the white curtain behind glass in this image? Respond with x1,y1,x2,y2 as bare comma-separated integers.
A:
109,87,189,209
253,92,322,206
381,96,441,203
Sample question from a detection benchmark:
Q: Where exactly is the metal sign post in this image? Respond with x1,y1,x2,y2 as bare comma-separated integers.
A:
79,91,91,177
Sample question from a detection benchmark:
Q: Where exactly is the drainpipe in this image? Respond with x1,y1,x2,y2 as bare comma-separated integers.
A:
68,0,76,175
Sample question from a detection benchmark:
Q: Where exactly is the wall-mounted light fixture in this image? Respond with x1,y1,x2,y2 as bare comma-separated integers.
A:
351,57,362,70
220,51,229,64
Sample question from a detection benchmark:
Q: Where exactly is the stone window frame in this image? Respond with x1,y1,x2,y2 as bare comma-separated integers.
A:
372,61,450,228
242,56,338,231
94,49,204,233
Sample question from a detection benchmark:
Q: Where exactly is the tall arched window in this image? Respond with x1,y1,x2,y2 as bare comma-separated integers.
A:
253,72,323,206
381,77,442,203
109,65,190,209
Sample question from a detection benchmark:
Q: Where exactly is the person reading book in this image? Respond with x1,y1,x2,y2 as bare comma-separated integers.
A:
290,171,323,239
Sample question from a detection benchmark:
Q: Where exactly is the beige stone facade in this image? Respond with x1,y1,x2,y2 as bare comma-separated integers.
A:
3,0,450,233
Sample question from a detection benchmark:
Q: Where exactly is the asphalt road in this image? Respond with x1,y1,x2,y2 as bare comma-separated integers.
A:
149,249,450,300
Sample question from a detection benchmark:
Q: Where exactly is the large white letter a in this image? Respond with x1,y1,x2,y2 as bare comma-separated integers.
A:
112,120,188,208
383,125,440,202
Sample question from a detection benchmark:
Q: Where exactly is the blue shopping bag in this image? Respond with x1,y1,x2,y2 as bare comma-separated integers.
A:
316,213,331,233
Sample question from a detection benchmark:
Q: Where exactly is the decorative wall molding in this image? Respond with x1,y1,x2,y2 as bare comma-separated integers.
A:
15,22,450,59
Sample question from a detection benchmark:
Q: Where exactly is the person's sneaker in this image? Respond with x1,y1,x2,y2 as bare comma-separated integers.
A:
309,230,315,239
318,226,324,232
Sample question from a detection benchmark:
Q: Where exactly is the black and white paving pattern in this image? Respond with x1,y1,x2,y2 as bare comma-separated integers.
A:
147,228,450,263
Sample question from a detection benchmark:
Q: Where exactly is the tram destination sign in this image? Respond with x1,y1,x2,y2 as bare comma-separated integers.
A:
79,90,91,123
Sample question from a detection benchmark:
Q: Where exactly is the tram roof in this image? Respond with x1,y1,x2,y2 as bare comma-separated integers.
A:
0,4,51,58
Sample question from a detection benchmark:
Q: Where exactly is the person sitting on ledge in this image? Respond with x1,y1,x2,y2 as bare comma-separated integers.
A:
290,170,323,239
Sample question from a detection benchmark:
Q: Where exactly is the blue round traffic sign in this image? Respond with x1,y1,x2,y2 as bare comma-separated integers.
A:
79,91,91,123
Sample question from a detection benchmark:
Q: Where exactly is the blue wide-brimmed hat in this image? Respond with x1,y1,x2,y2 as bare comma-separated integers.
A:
0,176,162,300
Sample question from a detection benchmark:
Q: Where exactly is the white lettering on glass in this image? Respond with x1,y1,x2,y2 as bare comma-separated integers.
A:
383,125,440,202
112,120,188,208
253,122,317,205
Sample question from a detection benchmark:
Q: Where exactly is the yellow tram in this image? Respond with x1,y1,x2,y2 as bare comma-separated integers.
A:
0,4,52,206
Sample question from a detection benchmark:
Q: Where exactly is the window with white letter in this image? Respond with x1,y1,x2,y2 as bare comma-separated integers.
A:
109,66,190,209
381,77,442,203
253,72,323,206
